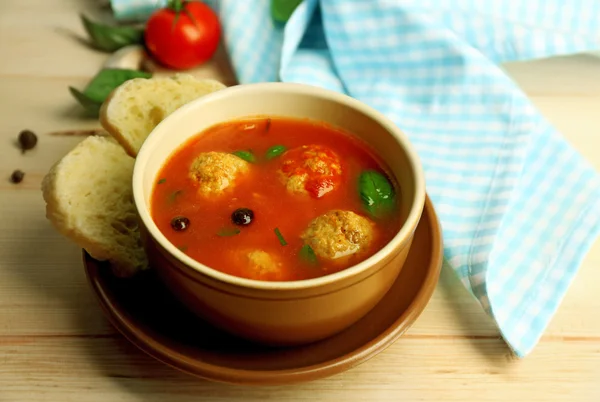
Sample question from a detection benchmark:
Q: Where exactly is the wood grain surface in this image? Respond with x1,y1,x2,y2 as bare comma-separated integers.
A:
1,1,599,401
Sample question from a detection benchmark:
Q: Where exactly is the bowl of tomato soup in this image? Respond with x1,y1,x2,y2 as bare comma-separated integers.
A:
133,83,426,345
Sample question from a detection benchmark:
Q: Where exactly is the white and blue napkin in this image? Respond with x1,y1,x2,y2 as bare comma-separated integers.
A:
110,0,600,358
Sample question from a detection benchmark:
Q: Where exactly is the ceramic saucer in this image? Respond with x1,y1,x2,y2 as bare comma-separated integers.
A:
83,196,443,386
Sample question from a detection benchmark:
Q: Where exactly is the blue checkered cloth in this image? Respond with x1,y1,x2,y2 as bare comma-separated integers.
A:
111,0,600,357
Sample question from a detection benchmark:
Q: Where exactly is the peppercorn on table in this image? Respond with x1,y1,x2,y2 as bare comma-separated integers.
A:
1,1,600,400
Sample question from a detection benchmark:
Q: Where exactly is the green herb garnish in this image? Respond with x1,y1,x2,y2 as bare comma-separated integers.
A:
265,145,287,160
178,245,188,252
68,87,103,116
358,170,396,219
69,68,151,116
84,69,151,102
158,178,166,184
233,150,255,163
80,14,144,52
218,227,241,237
299,244,318,266
271,0,303,23
168,190,183,204
274,227,287,246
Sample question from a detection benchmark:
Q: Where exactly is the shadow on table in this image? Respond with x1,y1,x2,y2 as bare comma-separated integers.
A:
69,263,517,400
436,262,515,363
69,268,317,400
70,271,518,401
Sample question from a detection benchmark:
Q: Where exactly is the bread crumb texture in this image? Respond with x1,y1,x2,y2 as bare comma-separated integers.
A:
189,151,250,196
231,249,286,281
301,210,374,260
100,74,226,156
41,136,148,277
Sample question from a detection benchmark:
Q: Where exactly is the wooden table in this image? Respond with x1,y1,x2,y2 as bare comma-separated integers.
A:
2,1,600,400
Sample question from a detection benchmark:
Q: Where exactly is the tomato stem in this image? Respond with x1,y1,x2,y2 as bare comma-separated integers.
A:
168,0,185,13
167,0,199,30
168,0,187,33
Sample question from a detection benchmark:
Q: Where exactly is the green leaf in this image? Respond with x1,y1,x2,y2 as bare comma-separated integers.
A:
177,245,188,252
168,190,183,204
233,150,255,163
299,244,318,266
265,145,287,160
68,87,102,116
81,14,144,52
271,0,303,23
218,227,241,237
358,170,396,219
158,178,166,184
84,68,152,103
69,68,151,117
274,227,287,246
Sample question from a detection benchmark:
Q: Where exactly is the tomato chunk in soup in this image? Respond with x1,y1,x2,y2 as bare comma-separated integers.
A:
151,117,401,281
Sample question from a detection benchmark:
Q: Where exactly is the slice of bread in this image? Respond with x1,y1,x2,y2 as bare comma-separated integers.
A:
100,74,226,157
42,135,148,277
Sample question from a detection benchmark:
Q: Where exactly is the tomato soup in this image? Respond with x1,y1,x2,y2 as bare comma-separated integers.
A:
151,117,402,281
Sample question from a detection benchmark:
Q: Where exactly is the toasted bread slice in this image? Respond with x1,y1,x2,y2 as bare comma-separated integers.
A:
100,74,226,157
41,136,147,277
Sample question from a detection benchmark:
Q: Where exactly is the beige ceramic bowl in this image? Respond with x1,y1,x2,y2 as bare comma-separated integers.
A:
133,83,426,346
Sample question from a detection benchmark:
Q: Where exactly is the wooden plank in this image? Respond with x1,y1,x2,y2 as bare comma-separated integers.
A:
0,0,108,78
1,1,600,399
527,96,600,171
504,55,600,96
1,337,599,401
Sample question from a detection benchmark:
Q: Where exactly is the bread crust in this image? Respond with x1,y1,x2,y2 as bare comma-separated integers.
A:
99,74,226,157
41,136,148,277
99,88,137,157
44,74,227,277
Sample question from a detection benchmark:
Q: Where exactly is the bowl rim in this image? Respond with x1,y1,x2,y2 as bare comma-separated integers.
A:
133,82,426,291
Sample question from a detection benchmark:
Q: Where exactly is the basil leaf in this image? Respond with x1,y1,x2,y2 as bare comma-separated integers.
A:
158,178,166,184
68,87,102,116
233,150,255,163
274,227,287,246
271,0,303,23
265,145,287,160
69,68,151,117
84,68,152,103
358,170,396,219
218,227,241,237
299,244,318,266
168,190,183,204
81,14,144,52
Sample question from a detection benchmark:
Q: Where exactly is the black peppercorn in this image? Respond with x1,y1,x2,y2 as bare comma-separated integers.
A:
231,208,254,226
10,170,25,184
18,130,38,153
171,216,190,231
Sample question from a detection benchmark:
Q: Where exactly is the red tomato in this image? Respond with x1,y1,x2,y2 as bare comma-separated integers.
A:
144,0,221,70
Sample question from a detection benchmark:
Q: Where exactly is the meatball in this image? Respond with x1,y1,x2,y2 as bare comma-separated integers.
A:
301,210,375,260
239,249,286,281
189,151,249,196
277,144,342,198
